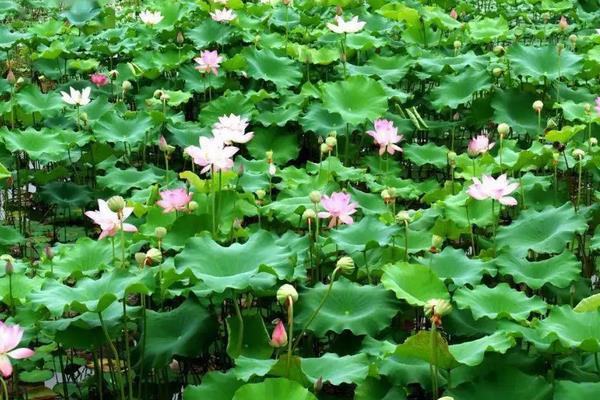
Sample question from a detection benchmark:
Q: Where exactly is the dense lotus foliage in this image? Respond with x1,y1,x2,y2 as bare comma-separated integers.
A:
2,0,600,399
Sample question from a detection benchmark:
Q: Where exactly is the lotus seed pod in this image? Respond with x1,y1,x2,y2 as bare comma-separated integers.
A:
492,67,503,77
532,100,544,113
107,196,126,213
159,92,170,101
146,248,162,264
153,89,164,98
255,189,266,200
336,256,355,275
572,148,585,159
176,31,184,44
309,190,321,203
155,226,167,239
590,137,598,146
493,45,505,56
395,210,411,224
188,200,199,211
122,80,133,91
497,123,510,137
135,252,146,267
424,298,452,318
325,136,337,147
302,208,316,220
381,189,392,201
447,151,457,161
108,69,119,79
277,283,298,305
453,40,461,49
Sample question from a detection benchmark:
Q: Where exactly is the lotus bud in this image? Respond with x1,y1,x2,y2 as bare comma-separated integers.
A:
302,208,316,221
497,123,510,137
395,210,411,224
5,259,13,275
584,103,592,114
158,135,169,152
449,8,457,19
431,235,444,253
108,69,119,79
453,40,461,49
277,284,298,305
155,226,167,239
268,164,276,176
569,34,577,44
590,137,597,146
265,150,274,162
335,5,342,15
314,376,323,392
325,136,337,148
79,112,89,124
542,13,550,23
107,195,126,213
447,151,457,162
255,189,266,200
176,31,184,44
6,69,15,84
532,100,543,113
188,200,199,211
336,256,355,275
572,148,585,159
493,45,505,56
556,43,564,55
122,80,133,91
38,75,46,82
135,252,146,267
270,319,288,347
320,143,330,154
44,245,54,261
146,248,162,264
559,16,568,31
309,191,321,203
492,67,503,77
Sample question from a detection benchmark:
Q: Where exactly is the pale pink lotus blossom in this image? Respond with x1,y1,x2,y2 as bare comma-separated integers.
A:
450,9,458,19
467,174,519,206
212,114,254,144
467,135,495,156
0,322,35,378
595,97,600,116
156,189,192,213
60,87,91,106
194,50,223,76
158,135,168,151
269,319,287,347
559,16,568,31
367,119,403,155
318,192,359,228
210,8,236,23
85,199,138,239
90,73,108,87
139,10,163,25
327,16,366,34
185,136,239,174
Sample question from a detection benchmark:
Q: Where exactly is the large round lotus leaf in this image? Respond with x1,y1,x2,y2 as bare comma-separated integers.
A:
419,247,494,286
496,250,580,290
381,263,449,306
347,186,389,215
242,48,303,88
198,91,255,126
186,20,233,48
29,268,155,317
448,331,516,367
0,127,69,162
538,306,600,352
92,111,153,145
430,68,491,111
60,0,101,25
288,43,339,65
306,157,367,181
0,274,43,306
574,293,600,313
0,26,30,49
354,378,408,400
300,353,370,385
328,216,399,254
453,283,547,321
394,330,458,370
226,311,272,360
417,52,487,75
174,231,293,293
254,104,301,127
232,378,316,400
0,225,24,246
508,44,583,81
97,167,164,192
15,85,63,114
183,371,244,400
246,126,299,164
50,237,113,279
496,203,587,257
321,75,387,126
554,380,600,400
446,369,552,400
491,89,539,135
294,278,398,336
300,103,347,136
345,54,412,84
378,353,432,388
403,142,449,169
39,181,91,209
436,192,498,228
467,16,509,42
134,298,218,370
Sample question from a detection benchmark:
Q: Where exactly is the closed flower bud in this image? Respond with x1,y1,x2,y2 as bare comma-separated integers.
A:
309,191,321,203
493,45,505,56
584,103,592,113
155,226,167,239
108,70,119,79
492,67,503,77
336,256,355,275
559,16,568,31
135,252,146,267
325,136,337,148
5,259,13,275
107,196,126,213
176,31,184,44
270,319,288,347
453,40,461,49
146,248,162,264
188,200,198,211
556,43,564,55
572,148,585,159
590,137,597,146
431,235,444,252
447,151,457,162
44,245,54,260
569,34,577,43
122,80,133,91
320,143,330,154
277,283,298,305
302,208,316,220
6,69,16,84
395,210,411,224
497,123,510,137
255,189,266,200
532,100,543,113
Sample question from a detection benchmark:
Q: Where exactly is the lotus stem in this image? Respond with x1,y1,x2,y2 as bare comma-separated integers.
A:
404,221,409,262
491,199,497,256
286,296,294,376
576,158,583,212
430,323,439,400
122,299,133,400
0,376,8,400
98,311,126,400
232,292,244,356
119,220,126,268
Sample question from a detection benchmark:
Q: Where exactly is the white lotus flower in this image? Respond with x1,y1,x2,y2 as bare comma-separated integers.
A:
139,10,164,25
326,16,366,34
60,87,91,106
210,8,236,23
212,114,254,144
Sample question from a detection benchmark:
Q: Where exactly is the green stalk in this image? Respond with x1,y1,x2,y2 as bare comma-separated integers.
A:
211,167,217,237
576,158,583,212
120,220,126,268
99,311,126,400
232,292,244,356
0,376,8,400
404,221,409,262
8,274,13,316
492,200,497,256
122,300,133,400
286,297,294,376
430,324,439,400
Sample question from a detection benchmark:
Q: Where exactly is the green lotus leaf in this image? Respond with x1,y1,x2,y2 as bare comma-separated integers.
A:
15,85,63,115
174,231,293,293
287,43,339,65
347,186,389,215
345,54,412,84
545,124,585,144
0,162,10,181
354,377,408,400
294,278,398,336
180,64,226,93
183,371,243,400
254,104,301,127
430,68,491,111
378,3,419,24
226,311,272,359
61,0,101,26
328,216,399,254
448,331,516,366
394,330,458,370
496,250,580,289
232,378,316,400
306,157,367,181
381,262,449,306
28,19,64,37
467,16,509,42
574,293,600,313
39,181,91,209
496,203,587,256
242,48,303,89
300,353,370,385
403,142,449,169
321,75,387,126
454,283,547,321
92,111,153,145
0,1,19,20
508,44,583,81
247,126,299,164
554,380,600,399
162,90,193,107
97,167,164,192
417,51,488,75
133,49,194,78
198,91,255,126
186,20,233,48
68,58,99,72
378,353,433,388
491,89,539,135
49,237,113,279
446,369,552,400
539,305,600,351
0,26,30,49
0,127,74,163
134,297,218,370
0,274,43,306
419,247,494,286
300,103,347,136
0,225,24,246
345,31,386,50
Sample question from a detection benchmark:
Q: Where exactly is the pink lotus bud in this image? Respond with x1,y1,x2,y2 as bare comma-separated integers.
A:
270,319,288,348
158,135,168,152
90,73,109,87
559,16,568,31
450,9,458,19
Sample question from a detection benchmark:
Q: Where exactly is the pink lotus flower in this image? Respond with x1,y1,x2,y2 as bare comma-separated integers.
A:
467,135,495,156
318,192,359,228
467,174,519,206
559,16,568,31
212,114,254,144
367,119,403,155
0,322,35,377
210,8,236,23
90,73,108,87
85,199,138,239
327,15,366,34
156,188,192,213
450,9,458,19
270,319,287,348
185,136,239,174
595,97,600,116
194,50,223,76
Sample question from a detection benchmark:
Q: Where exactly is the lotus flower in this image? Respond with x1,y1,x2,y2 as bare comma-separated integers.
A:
559,16,568,31
212,114,254,144
90,73,108,87
156,188,192,213
450,9,458,19
318,192,359,228
210,8,236,23
467,174,519,206
367,119,403,155
595,97,600,116
326,16,366,34
0,322,35,378
85,199,138,239
194,50,223,76
60,87,91,106
269,319,287,347
467,135,495,156
185,136,239,174
139,10,163,25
